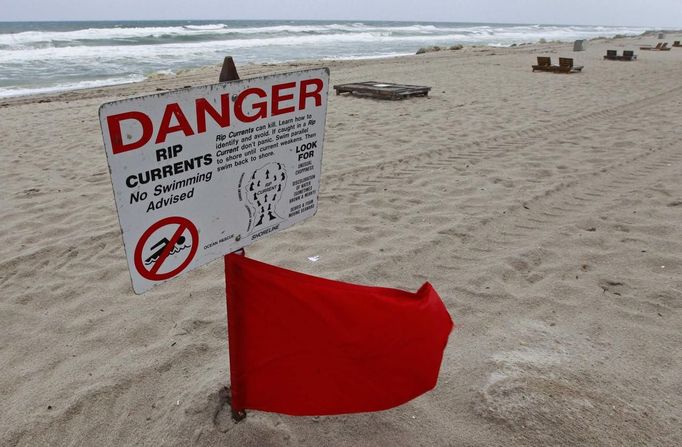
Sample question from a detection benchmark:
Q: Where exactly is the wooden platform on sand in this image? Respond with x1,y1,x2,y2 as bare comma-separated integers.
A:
333,81,431,100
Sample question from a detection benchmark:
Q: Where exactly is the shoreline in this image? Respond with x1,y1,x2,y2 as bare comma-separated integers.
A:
0,30,670,103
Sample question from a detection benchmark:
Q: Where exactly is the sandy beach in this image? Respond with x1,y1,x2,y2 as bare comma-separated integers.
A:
1,33,681,446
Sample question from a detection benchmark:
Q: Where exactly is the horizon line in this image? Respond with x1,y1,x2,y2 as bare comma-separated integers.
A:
0,18,672,29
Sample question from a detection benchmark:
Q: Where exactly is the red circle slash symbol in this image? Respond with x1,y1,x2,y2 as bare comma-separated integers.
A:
134,216,199,281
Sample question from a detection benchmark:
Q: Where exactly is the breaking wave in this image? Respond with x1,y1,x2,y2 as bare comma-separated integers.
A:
0,20,647,98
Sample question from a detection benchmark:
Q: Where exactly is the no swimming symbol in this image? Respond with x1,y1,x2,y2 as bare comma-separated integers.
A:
134,216,199,282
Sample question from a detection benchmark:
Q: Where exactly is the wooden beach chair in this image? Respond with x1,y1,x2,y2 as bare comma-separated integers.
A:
532,56,556,72
620,50,637,61
604,50,619,60
640,43,663,50
660,42,671,51
555,58,583,73
673,41,682,47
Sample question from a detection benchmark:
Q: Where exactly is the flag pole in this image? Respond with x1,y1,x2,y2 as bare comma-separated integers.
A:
225,249,247,422
218,56,247,422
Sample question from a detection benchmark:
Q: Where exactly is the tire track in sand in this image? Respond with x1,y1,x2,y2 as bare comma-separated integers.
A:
324,85,682,194
317,84,682,277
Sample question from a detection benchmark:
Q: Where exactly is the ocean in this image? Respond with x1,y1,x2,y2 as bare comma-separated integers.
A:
0,20,648,98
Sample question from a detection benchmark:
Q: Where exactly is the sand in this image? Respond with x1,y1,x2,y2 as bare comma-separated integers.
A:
1,33,681,446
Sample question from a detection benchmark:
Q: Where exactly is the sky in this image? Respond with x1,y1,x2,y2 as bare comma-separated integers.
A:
1,0,681,27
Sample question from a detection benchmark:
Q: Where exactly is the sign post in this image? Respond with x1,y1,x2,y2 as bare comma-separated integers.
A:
99,61,329,294
217,56,247,422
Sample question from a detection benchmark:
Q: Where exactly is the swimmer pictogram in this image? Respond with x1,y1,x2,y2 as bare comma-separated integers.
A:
144,235,190,265
134,216,199,282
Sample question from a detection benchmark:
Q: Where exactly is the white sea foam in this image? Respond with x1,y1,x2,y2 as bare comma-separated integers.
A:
183,24,229,30
0,21,649,98
0,33,400,63
0,74,146,98
0,26,646,64
0,22,646,49
0,23,438,47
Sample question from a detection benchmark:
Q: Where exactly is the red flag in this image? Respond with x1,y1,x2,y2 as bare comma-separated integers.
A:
225,253,454,416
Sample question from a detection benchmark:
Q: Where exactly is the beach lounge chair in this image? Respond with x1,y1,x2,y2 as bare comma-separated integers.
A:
532,56,556,72
640,43,663,50
555,58,583,73
620,50,637,61
604,50,619,60
673,41,682,47
660,42,671,51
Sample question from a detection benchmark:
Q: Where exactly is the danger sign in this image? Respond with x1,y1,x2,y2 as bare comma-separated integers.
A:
99,68,329,293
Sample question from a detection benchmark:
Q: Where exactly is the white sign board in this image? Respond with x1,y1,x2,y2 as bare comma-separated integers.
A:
99,68,329,294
